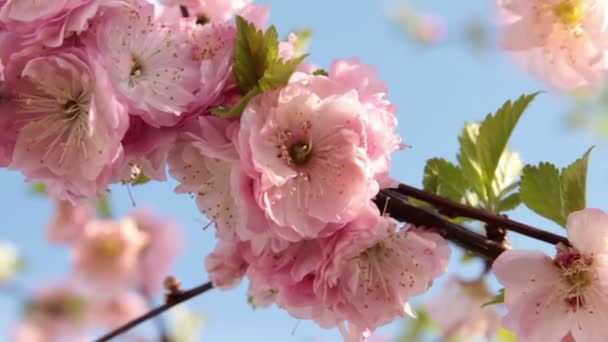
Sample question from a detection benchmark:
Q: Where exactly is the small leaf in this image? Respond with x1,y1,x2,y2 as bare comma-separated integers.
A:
520,162,565,227
423,158,468,202
233,16,278,93
212,87,261,117
476,93,538,186
457,123,486,203
291,28,313,55
561,147,593,217
258,54,308,91
312,68,328,76
29,183,47,196
496,192,521,212
482,288,505,307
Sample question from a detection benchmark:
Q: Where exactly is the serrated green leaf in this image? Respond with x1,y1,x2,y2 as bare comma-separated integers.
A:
234,16,278,93
492,149,523,198
423,158,468,202
496,192,521,212
481,288,504,307
291,28,313,55
561,147,593,217
212,87,261,118
312,68,328,76
258,54,308,91
457,123,486,203
520,162,566,227
476,93,538,188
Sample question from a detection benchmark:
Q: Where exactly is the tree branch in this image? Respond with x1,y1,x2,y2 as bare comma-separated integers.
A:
393,184,569,246
94,282,213,342
376,189,506,260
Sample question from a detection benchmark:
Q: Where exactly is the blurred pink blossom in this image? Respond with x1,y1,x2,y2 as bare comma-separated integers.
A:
48,200,95,245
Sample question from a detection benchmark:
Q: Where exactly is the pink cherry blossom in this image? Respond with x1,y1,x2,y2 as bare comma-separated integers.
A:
129,209,182,296
90,292,147,330
313,206,450,333
113,116,177,184
19,283,92,340
497,0,608,90
168,116,241,237
205,235,247,289
493,208,608,342
3,48,128,201
48,199,95,245
238,79,379,241
159,0,251,23
426,277,501,339
0,0,129,47
72,218,148,292
87,2,200,127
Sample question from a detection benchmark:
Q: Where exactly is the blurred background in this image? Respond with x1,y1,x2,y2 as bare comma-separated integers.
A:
2,0,608,341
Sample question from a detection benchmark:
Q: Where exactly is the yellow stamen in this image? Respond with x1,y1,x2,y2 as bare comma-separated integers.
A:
554,1,584,25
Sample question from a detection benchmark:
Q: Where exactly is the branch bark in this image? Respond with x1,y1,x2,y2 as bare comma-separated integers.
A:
393,184,569,246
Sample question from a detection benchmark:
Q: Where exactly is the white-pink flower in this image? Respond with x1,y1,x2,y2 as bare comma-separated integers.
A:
493,208,608,341
3,48,127,201
48,199,95,245
238,79,379,241
205,235,247,289
497,0,608,90
72,218,148,292
426,277,501,340
88,2,200,127
129,209,182,296
0,0,128,47
159,0,251,23
90,292,147,330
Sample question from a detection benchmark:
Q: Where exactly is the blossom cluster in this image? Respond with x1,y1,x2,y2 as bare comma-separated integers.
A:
13,199,181,341
497,0,608,91
0,0,451,339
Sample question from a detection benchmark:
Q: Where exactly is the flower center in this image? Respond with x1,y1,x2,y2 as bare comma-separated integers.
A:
288,141,313,165
554,1,584,25
555,250,595,309
61,98,84,121
130,55,144,77
92,236,123,260
196,13,209,25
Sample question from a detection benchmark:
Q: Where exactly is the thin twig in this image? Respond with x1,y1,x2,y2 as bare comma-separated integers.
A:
393,184,569,246
94,282,213,342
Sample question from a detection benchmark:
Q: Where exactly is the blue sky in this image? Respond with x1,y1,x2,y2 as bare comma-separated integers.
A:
2,0,607,341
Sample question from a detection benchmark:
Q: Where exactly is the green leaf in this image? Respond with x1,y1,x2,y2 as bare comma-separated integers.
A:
233,16,278,93
259,54,308,91
212,87,261,117
561,147,593,217
457,123,486,203
398,309,434,342
492,149,523,198
291,28,313,55
520,162,566,227
496,192,521,212
96,196,113,219
29,183,47,196
476,93,538,190
423,158,468,202
312,68,329,76
481,288,505,307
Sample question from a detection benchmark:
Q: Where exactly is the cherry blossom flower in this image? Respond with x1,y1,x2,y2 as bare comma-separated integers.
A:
497,0,608,90
313,207,450,334
159,0,251,23
72,218,148,292
90,292,147,330
238,79,379,241
168,116,241,238
48,200,95,244
129,209,182,296
205,235,247,289
493,208,608,341
88,2,200,127
426,277,501,340
3,48,128,201
0,0,129,47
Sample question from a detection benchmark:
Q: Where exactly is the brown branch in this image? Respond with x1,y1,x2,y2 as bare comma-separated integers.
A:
376,190,506,260
393,184,569,246
94,282,213,342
